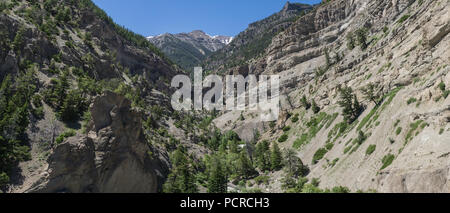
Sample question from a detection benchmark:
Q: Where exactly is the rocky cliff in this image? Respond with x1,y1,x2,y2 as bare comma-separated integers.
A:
15,92,169,193
213,0,450,192
203,2,313,73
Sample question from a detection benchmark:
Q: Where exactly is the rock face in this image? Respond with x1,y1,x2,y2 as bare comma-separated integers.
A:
203,2,313,73
213,0,450,192
148,30,232,71
22,92,169,193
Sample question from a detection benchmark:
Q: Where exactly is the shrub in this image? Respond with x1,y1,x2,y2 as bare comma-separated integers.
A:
291,114,299,123
312,148,328,164
0,172,10,187
397,14,410,24
366,145,376,155
381,154,395,170
439,128,444,135
278,134,289,143
396,127,402,135
55,129,76,145
354,28,368,50
65,41,74,49
346,32,355,50
407,97,417,105
439,81,446,92
394,119,401,127
282,126,291,132
311,100,320,114
254,175,270,185
269,121,276,129
331,186,350,193
325,143,334,151
301,95,311,109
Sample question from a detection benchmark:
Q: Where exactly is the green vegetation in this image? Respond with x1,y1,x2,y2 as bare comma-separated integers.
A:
255,140,271,171
396,127,403,135
347,28,369,50
361,83,382,105
42,70,89,122
355,28,369,50
394,119,401,127
407,97,417,105
366,145,376,155
405,120,425,144
278,134,289,143
291,113,299,123
78,0,170,62
312,148,328,164
163,147,199,193
439,128,444,135
346,32,355,50
55,129,76,145
0,70,37,187
301,95,311,110
311,100,320,114
381,154,395,170
293,112,336,149
438,81,450,99
254,175,270,185
270,142,283,171
338,86,363,124
283,149,309,177
397,14,410,24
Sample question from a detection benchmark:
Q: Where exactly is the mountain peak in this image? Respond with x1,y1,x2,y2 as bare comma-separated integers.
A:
282,1,311,13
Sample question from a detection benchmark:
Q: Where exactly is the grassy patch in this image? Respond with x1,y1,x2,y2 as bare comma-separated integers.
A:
396,127,402,135
278,134,289,143
405,120,424,144
293,112,335,149
55,129,76,145
407,97,417,105
397,14,410,24
366,145,376,155
312,148,328,164
381,154,395,170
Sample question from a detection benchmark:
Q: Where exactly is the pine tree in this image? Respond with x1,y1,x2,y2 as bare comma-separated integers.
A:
163,147,198,193
207,158,227,193
238,150,256,179
361,83,382,105
346,32,355,50
270,142,282,171
255,140,270,171
355,28,368,50
283,148,308,177
338,86,362,124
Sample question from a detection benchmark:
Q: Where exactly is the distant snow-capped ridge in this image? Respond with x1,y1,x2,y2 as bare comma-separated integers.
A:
212,35,234,45
147,30,233,45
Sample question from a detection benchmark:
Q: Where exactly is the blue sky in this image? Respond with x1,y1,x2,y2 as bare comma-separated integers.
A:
92,0,321,37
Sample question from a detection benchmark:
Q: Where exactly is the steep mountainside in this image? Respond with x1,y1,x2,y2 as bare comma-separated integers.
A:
0,0,194,193
213,0,450,192
1,0,449,194
203,2,313,73
148,30,232,72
